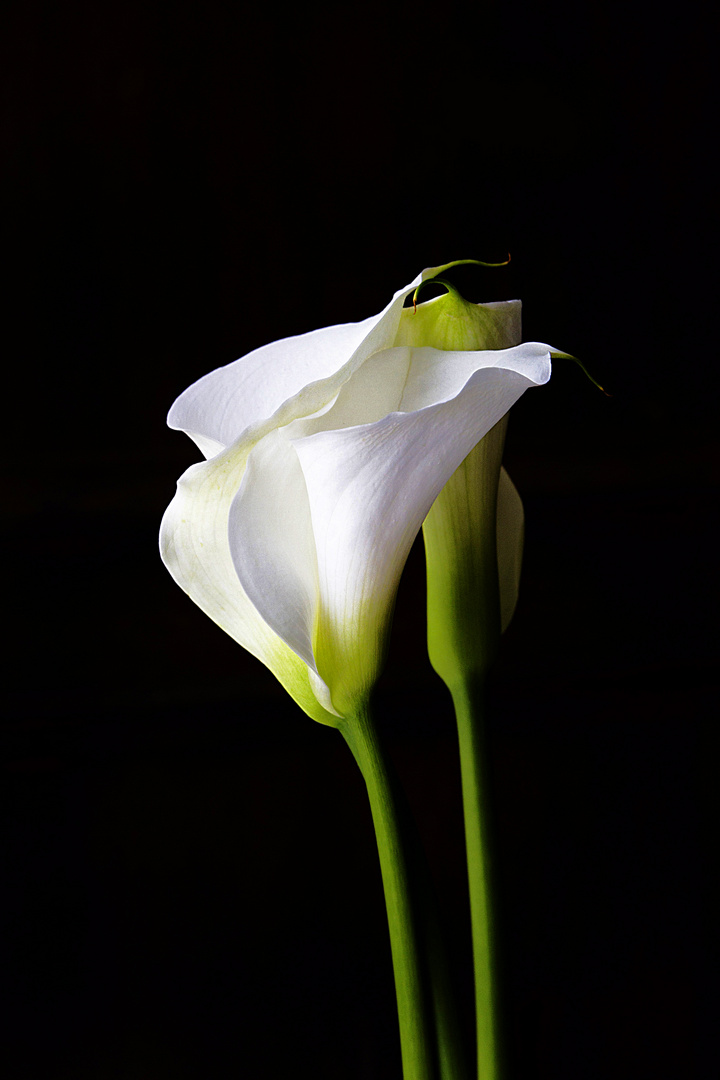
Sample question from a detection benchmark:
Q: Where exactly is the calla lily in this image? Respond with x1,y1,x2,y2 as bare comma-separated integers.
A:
160,262,553,722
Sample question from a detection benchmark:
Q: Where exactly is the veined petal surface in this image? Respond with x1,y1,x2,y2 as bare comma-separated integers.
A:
167,318,379,457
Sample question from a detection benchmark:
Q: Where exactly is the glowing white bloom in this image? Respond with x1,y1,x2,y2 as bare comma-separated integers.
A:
160,263,552,721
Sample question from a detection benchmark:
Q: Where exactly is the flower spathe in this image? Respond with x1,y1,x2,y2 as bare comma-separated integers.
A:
160,262,553,722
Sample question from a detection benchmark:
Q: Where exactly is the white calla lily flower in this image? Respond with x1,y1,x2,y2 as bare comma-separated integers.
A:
160,262,553,722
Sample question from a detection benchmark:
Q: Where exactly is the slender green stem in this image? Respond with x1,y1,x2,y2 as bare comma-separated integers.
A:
451,678,502,1080
341,703,445,1080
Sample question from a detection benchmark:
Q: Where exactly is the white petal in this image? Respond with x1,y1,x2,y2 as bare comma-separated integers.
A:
166,273,423,457
290,351,551,714
228,428,319,673
290,346,414,437
294,341,553,436
167,318,378,456
159,435,338,726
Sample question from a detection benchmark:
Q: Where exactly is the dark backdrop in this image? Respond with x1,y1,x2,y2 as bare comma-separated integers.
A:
2,2,715,1078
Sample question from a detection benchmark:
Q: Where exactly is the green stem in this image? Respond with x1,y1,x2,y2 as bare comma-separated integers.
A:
451,678,502,1080
341,703,454,1080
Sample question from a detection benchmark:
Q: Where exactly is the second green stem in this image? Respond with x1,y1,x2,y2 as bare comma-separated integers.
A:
452,678,501,1080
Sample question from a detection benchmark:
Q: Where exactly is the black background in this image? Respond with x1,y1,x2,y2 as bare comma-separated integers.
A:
2,1,716,1078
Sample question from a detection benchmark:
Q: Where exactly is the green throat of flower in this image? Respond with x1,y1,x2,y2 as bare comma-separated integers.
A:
395,276,516,352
